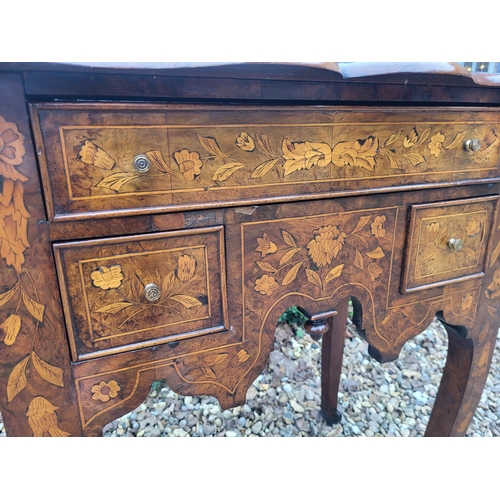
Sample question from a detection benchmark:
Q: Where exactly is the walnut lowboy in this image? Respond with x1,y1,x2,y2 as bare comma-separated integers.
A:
1,62,500,437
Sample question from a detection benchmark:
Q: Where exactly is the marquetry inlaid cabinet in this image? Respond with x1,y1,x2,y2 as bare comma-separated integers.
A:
1,62,500,436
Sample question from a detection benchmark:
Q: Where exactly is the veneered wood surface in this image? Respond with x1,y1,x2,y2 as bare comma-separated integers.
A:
2,64,500,437
0,73,82,437
54,227,227,361
33,103,500,221
403,197,498,292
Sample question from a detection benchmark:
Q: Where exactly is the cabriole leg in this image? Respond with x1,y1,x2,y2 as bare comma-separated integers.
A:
321,298,349,425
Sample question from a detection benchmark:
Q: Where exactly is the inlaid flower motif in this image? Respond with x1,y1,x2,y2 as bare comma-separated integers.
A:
177,254,197,281
427,222,440,242
91,380,121,403
331,136,378,171
466,220,481,237
173,149,203,181
307,225,346,267
256,233,277,257
371,215,386,238
91,265,123,290
254,275,279,296
485,269,500,300
281,139,332,175
0,115,25,167
428,133,445,157
1,313,21,346
78,140,115,170
0,116,30,273
236,132,255,152
460,293,474,311
26,397,70,437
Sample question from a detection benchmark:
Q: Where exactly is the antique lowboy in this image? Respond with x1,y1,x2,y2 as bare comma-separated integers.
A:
1,62,500,436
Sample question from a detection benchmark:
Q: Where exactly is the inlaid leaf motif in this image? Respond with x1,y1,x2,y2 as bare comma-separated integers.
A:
480,129,498,151
95,302,134,314
0,283,18,307
366,247,385,259
279,247,302,265
489,240,500,268
197,135,225,157
97,173,141,192
384,130,402,147
257,261,279,273
212,162,245,181
281,229,297,247
384,149,401,169
324,264,344,284
146,150,172,173
305,269,322,288
352,216,371,235
169,295,203,308
237,349,250,363
414,128,430,147
282,262,302,286
354,249,364,270
22,291,44,322
131,274,142,302
31,351,64,387
200,367,217,380
7,356,29,402
199,353,228,366
255,133,274,156
2,314,21,345
161,271,176,298
487,304,498,318
368,262,382,281
403,153,426,167
444,131,466,150
251,158,280,178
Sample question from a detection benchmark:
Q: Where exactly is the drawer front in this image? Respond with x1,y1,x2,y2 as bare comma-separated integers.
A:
33,104,500,220
53,227,227,361
402,197,498,292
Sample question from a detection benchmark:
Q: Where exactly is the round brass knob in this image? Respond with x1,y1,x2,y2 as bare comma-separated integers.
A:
464,139,481,152
144,283,161,302
448,238,464,251
133,154,151,173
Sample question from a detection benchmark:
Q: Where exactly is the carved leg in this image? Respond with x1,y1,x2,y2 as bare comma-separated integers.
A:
321,298,349,425
425,315,497,437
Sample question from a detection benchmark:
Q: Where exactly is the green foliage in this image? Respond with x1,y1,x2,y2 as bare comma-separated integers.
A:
279,299,354,337
278,306,307,337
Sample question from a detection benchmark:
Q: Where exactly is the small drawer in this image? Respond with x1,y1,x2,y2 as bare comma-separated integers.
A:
402,196,498,292
53,227,227,361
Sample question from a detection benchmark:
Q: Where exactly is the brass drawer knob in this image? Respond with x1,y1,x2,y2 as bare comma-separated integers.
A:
447,238,464,251
133,154,151,173
464,139,481,152
144,283,161,301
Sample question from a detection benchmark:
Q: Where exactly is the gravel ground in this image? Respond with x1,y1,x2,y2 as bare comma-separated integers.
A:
1,318,499,437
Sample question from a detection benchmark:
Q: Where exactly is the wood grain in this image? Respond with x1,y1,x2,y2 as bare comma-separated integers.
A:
1,63,500,437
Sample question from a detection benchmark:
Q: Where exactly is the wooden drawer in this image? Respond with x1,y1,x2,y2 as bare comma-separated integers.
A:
53,227,227,361
402,196,498,292
32,103,500,221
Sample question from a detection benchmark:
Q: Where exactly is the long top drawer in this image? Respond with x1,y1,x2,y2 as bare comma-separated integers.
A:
32,103,500,221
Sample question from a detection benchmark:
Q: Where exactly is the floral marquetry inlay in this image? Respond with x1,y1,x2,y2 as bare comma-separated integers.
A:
403,197,497,292
0,113,70,436
66,125,498,196
91,380,121,403
245,208,397,302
